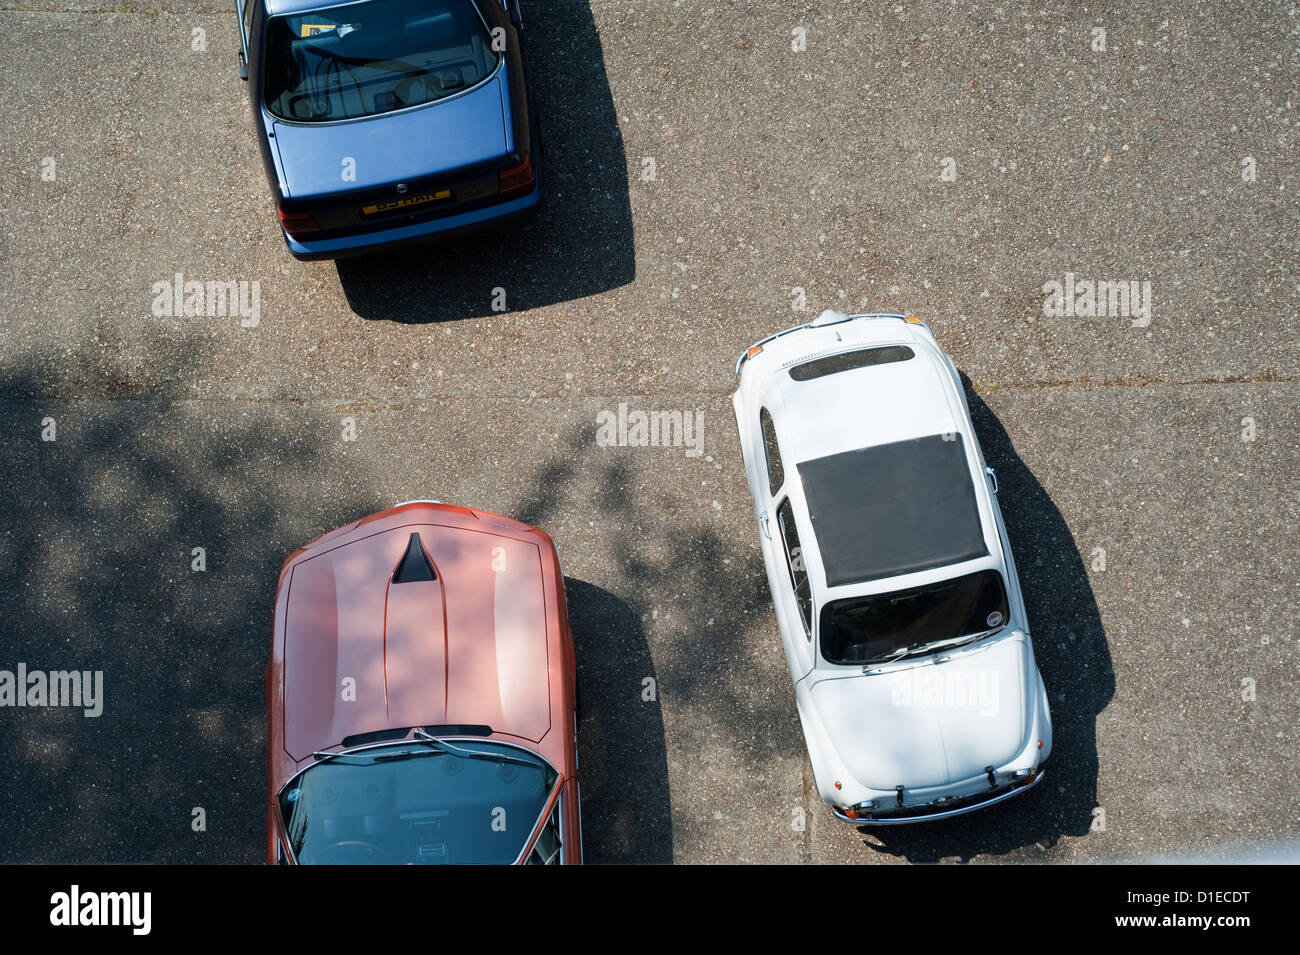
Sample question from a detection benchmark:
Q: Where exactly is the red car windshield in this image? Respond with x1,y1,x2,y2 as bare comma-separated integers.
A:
263,0,498,122
279,741,558,864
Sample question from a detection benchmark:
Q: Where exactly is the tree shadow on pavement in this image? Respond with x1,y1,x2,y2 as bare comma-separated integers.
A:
0,354,375,862
510,424,785,863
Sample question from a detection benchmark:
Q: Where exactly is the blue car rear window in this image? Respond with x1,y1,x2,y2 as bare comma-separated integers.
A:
263,0,499,122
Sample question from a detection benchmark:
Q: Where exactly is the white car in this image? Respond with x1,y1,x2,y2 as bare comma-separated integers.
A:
733,310,1052,823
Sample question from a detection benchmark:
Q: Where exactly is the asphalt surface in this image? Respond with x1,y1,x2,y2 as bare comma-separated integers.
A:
0,1,1296,863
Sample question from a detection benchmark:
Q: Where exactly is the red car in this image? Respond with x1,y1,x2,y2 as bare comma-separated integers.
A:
266,501,581,864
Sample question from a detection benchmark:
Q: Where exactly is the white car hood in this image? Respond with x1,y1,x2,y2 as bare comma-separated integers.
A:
808,632,1030,790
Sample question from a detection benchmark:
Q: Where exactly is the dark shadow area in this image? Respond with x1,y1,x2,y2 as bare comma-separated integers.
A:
562,579,672,864
337,1,635,322
856,378,1115,862
0,353,378,862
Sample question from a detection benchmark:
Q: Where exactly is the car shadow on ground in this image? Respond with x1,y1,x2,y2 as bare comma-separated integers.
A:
852,379,1115,862
337,1,635,322
562,579,673,864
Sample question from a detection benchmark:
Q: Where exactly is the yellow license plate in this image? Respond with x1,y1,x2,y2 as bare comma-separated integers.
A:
362,191,452,215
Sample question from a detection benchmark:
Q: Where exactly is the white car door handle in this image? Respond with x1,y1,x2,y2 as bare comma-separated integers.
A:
759,511,772,540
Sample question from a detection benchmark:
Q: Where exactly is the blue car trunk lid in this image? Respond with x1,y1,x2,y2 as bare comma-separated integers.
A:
271,73,511,229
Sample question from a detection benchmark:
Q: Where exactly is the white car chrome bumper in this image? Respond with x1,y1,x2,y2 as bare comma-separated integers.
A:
831,770,1045,825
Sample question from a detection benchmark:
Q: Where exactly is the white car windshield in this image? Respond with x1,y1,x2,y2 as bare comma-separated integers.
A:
819,569,1009,665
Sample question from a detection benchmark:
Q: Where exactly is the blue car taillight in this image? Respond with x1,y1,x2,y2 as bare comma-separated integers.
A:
277,207,322,238
498,154,535,199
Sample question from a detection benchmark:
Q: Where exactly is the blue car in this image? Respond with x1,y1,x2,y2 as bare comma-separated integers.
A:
235,0,540,259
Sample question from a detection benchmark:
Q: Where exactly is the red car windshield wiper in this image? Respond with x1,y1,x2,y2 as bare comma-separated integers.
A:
410,727,540,769
371,749,442,762
309,749,373,764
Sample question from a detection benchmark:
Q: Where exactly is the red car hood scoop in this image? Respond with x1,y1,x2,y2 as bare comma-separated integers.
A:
392,531,437,583
281,523,551,761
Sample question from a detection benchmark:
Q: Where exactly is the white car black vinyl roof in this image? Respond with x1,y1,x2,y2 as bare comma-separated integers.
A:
797,434,987,588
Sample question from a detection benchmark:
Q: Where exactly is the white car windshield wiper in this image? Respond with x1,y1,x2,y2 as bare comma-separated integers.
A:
910,626,1005,658
861,645,912,668
861,625,1006,668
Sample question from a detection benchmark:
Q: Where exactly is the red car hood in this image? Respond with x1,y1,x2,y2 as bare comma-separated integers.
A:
281,521,551,760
